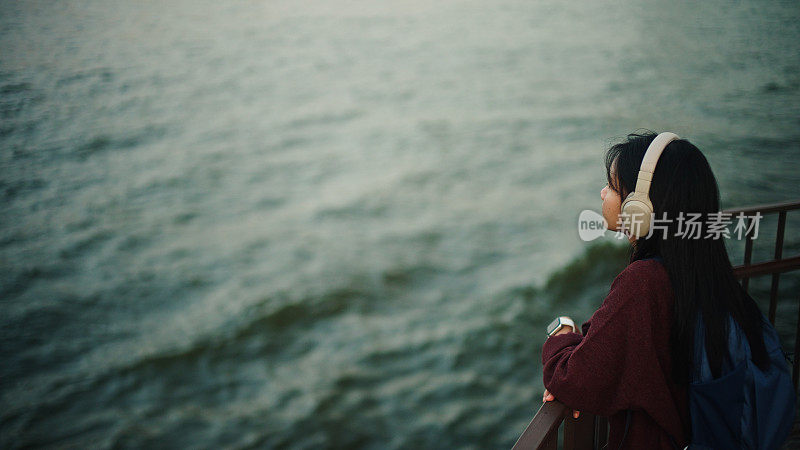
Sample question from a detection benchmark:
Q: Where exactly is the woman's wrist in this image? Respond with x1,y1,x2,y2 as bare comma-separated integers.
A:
554,324,578,336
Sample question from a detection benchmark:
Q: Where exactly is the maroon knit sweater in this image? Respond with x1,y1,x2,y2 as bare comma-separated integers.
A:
542,258,690,450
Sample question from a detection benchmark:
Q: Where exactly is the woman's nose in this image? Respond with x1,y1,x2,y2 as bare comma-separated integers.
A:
601,185,607,200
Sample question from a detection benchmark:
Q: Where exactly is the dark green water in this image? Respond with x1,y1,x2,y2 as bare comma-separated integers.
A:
1,0,799,448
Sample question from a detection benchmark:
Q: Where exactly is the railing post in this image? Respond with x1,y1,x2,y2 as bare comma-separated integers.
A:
795,290,800,390
742,216,754,293
541,429,558,450
595,416,609,448
768,211,786,324
563,412,595,450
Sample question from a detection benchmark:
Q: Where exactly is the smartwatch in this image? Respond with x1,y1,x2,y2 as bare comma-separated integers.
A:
546,316,576,337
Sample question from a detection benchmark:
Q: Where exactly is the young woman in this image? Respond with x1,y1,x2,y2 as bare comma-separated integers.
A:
540,131,772,449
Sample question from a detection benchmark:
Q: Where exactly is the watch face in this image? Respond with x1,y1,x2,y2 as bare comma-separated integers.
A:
546,317,561,335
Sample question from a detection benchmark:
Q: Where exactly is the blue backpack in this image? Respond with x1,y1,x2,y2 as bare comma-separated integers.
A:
687,312,796,449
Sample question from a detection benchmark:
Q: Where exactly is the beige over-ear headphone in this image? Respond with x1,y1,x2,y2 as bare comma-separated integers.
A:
619,132,680,239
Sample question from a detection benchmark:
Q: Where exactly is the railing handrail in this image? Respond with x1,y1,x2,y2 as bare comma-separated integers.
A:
511,401,568,450
513,199,800,450
722,199,800,215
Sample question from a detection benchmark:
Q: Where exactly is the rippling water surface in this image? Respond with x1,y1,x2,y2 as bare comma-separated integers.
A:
2,0,799,448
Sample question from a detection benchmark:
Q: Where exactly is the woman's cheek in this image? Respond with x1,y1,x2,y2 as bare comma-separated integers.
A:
605,196,622,231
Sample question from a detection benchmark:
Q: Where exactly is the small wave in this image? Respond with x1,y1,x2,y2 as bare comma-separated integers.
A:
240,285,373,333
284,109,364,130
0,177,47,201
57,228,115,260
331,367,390,392
381,262,443,288
171,211,199,225
55,68,114,87
0,82,32,95
760,79,799,93
0,262,71,299
73,126,166,160
253,196,285,211
115,233,152,252
313,201,389,220
359,339,439,369
272,135,314,151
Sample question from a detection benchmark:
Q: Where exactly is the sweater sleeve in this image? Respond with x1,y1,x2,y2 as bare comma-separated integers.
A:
541,260,670,417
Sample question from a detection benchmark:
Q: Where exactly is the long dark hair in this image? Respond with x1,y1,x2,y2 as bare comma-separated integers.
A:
604,131,769,385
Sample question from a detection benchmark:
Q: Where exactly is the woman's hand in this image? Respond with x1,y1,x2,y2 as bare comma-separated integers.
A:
542,389,580,419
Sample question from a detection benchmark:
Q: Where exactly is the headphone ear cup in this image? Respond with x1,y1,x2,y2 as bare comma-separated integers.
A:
620,192,653,238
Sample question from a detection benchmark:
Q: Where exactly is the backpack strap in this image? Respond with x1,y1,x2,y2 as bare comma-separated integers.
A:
617,410,632,450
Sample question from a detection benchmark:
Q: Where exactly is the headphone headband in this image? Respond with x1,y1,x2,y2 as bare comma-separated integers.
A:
633,132,680,196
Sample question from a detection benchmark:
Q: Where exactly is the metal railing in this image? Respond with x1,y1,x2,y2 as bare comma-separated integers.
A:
723,199,800,388
512,199,800,450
